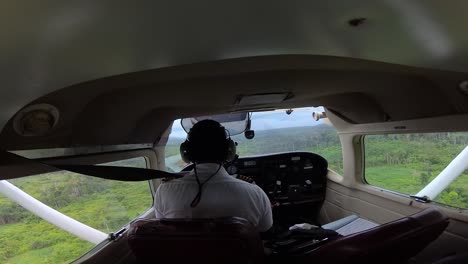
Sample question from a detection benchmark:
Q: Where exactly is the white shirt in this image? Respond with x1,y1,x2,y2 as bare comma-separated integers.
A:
154,163,273,232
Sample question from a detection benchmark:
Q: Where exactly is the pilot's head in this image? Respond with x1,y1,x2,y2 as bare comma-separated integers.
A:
180,119,236,164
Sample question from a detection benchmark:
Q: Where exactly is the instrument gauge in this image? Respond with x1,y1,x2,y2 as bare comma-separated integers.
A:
226,164,238,175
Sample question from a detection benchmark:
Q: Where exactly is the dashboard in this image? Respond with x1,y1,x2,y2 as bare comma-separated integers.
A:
227,152,329,230
181,152,329,230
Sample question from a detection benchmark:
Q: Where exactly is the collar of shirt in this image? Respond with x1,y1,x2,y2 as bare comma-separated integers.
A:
188,163,231,182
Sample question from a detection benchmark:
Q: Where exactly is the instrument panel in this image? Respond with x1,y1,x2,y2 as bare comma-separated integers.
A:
228,152,328,203
181,152,329,229
228,152,329,229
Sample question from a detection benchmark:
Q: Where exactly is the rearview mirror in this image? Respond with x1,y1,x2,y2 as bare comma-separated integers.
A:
181,112,249,136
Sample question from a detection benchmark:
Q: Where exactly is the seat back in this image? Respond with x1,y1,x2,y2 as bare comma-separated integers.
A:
305,208,449,264
127,217,264,264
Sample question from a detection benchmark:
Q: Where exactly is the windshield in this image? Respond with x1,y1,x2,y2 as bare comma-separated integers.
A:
165,107,343,174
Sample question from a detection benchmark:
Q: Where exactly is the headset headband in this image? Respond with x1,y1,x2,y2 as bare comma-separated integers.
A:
180,120,236,163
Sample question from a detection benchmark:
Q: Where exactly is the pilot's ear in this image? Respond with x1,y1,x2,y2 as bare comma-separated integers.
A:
180,140,191,163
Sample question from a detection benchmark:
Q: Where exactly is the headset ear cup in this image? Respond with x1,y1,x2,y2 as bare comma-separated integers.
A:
180,140,191,163
225,139,237,162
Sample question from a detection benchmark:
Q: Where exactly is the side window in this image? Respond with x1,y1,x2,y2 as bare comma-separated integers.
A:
364,133,468,209
0,157,152,264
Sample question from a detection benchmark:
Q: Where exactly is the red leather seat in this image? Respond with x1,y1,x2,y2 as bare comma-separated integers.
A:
302,208,449,264
127,217,264,264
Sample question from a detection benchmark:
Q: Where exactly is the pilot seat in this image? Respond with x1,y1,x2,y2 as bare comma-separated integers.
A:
127,217,264,264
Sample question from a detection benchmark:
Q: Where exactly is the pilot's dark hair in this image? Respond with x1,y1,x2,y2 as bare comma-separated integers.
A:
181,119,230,163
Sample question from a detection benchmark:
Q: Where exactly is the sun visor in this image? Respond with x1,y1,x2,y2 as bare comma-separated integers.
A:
181,112,249,136
235,93,293,106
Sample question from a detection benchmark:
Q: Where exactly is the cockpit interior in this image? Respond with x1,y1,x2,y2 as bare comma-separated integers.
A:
1,1,468,264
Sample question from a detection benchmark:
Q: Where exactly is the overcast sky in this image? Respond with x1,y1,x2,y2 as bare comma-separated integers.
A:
169,107,325,138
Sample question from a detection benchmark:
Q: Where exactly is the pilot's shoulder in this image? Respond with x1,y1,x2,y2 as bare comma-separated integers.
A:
232,178,265,193
160,171,192,184
161,177,179,184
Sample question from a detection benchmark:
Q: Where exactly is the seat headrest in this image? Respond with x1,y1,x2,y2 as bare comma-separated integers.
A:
127,217,264,264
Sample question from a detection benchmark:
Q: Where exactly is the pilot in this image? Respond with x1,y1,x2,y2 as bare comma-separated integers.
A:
154,119,273,232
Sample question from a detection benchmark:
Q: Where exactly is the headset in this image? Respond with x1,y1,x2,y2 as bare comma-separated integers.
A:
180,119,236,164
